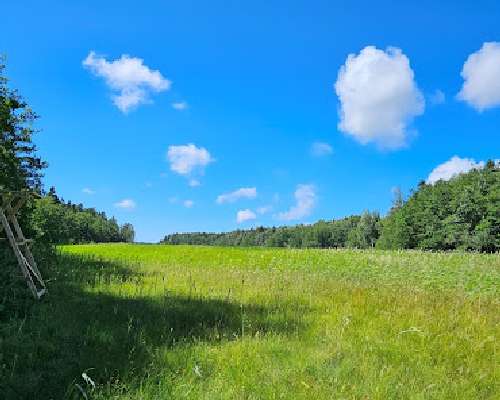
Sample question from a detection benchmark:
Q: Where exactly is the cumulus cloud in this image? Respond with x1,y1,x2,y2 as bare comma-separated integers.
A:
426,156,485,184
457,42,500,111
335,46,425,149
278,184,316,221
236,209,257,223
216,187,257,204
82,187,95,195
311,141,333,157
114,199,136,209
172,101,188,110
167,144,214,185
183,200,194,208
83,51,171,113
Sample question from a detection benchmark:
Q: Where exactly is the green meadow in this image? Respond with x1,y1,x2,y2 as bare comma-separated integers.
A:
2,244,499,399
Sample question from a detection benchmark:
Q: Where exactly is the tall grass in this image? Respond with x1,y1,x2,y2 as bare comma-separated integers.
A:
1,244,498,399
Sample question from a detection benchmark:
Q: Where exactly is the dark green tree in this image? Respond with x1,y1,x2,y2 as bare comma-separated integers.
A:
120,223,135,243
0,57,46,192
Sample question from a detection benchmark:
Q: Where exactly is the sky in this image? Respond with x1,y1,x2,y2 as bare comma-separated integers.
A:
2,0,500,242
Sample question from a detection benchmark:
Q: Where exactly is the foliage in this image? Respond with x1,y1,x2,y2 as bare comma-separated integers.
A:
0,57,46,192
378,161,499,252
162,214,378,249
2,244,498,399
28,192,134,244
119,223,135,243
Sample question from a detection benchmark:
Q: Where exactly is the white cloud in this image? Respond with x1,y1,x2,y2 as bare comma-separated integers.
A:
311,141,333,157
82,188,95,195
256,205,272,215
236,209,257,223
335,46,425,149
216,187,257,204
426,156,485,184
430,89,446,105
278,184,316,221
167,144,214,185
168,196,178,204
183,200,194,208
457,42,500,111
172,101,188,110
114,199,136,210
83,51,171,113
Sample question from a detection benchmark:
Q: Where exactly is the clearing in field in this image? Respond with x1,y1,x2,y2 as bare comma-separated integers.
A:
2,244,499,399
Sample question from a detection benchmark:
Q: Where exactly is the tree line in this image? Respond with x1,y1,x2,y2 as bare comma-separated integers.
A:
30,188,135,244
163,162,499,252
162,214,377,248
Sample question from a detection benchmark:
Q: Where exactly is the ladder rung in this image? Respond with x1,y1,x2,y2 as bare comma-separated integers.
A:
17,239,33,246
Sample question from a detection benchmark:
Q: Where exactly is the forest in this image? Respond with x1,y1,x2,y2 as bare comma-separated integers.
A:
163,162,499,252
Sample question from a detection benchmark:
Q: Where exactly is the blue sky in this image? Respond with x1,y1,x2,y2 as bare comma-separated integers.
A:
2,0,499,242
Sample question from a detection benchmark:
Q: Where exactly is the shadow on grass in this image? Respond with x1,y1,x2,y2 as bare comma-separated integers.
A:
1,252,305,399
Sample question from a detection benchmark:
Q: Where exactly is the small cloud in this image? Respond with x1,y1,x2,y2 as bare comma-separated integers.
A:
237,209,257,223
189,179,201,187
335,46,425,150
83,51,171,113
256,205,272,215
172,101,188,110
145,181,153,188
168,196,178,204
82,188,95,195
278,184,316,221
457,42,500,111
183,200,194,208
311,141,333,157
114,199,136,210
167,144,214,186
216,187,257,204
426,156,484,184
430,89,446,105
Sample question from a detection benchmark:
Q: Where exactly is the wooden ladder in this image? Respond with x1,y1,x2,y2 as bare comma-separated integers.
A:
0,191,46,299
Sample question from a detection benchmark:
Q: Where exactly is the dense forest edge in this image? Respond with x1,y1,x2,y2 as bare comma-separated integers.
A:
163,163,499,252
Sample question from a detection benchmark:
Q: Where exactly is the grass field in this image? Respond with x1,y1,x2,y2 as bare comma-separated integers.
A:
1,244,499,399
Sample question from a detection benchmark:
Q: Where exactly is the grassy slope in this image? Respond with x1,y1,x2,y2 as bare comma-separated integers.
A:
1,244,499,399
